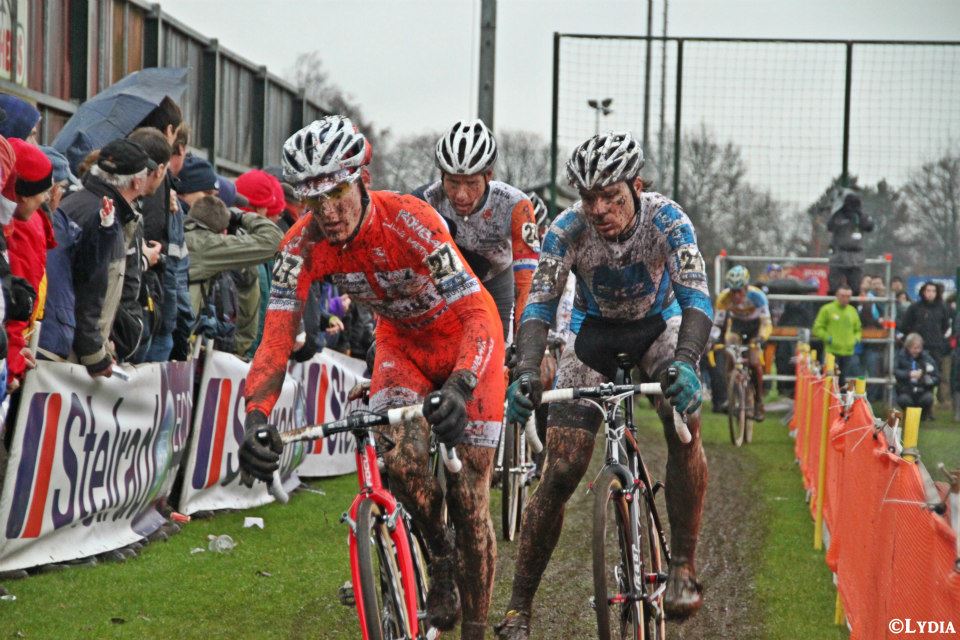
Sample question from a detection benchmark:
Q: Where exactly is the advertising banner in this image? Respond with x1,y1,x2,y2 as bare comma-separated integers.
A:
177,350,305,515
0,360,193,571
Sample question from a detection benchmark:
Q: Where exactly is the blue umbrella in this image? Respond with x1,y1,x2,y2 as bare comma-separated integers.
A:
53,67,189,173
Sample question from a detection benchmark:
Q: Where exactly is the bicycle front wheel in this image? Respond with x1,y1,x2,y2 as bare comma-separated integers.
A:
501,421,527,541
593,466,642,640
635,469,667,639
727,375,746,447
355,499,414,640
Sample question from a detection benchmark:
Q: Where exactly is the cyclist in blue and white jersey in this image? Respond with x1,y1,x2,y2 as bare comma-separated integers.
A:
495,132,713,638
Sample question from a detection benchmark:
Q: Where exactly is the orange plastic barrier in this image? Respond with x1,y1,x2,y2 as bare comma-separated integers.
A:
790,349,960,638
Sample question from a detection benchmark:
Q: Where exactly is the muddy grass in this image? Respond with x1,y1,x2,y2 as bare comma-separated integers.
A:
485,407,766,639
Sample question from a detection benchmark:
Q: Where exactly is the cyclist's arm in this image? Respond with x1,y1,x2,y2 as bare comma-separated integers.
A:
514,220,574,372
510,197,539,335
245,217,322,417
657,204,713,365
751,288,773,342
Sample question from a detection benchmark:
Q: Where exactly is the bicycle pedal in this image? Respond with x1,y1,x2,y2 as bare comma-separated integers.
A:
645,571,668,585
338,581,356,606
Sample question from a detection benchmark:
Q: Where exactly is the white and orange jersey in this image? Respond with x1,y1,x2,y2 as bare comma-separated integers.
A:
414,180,539,334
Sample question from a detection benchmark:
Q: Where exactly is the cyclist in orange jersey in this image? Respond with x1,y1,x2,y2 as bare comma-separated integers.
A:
239,116,505,640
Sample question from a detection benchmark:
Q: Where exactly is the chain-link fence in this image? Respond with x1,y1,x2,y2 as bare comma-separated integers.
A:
551,35,960,267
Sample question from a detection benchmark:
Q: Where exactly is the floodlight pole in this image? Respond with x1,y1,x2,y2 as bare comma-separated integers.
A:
643,0,653,150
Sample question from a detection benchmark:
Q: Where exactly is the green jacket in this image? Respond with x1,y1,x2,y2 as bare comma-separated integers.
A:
812,300,862,356
185,213,283,353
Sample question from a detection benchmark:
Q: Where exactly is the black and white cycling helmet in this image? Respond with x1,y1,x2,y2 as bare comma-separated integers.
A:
528,192,549,226
282,116,372,198
435,119,498,175
566,131,644,191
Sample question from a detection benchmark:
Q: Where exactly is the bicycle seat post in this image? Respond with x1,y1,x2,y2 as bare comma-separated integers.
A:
615,353,635,385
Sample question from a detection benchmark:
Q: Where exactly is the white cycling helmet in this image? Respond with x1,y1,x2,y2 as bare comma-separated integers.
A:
435,119,498,175
726,265,751,290
282,116,372,197
566,131,644,191
528,192,549,226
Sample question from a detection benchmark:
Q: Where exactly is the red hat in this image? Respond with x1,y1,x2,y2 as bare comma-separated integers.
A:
235,169,277,211
9,138,52,197
267,173,285,217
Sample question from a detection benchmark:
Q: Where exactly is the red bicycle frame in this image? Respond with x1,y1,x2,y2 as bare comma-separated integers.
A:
347,431,421,639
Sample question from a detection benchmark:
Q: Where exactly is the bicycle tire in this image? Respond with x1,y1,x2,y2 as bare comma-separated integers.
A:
355,499,413,640
593,466,642,640
727,375,746,447
407,523,440,640
635,467,667,639
744,381,756,444
501,421,525,541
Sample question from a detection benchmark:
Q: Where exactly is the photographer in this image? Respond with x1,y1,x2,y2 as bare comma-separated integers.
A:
827,188,874,295
894,333,939,420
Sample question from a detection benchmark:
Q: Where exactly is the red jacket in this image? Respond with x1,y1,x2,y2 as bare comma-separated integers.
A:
6,209,56,381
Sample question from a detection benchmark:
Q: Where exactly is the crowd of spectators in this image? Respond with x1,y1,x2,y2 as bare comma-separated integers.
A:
0,91,376,424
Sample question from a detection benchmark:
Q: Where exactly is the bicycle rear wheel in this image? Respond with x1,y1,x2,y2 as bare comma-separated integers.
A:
593,466,642,640
355,499,414,640
727,375,746,447
407,523,440,640
501,421,527,541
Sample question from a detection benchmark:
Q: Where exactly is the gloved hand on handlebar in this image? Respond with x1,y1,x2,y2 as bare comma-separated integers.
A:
423,370,476,447
239,410,282,487
506,367,542,424
660,360,702,415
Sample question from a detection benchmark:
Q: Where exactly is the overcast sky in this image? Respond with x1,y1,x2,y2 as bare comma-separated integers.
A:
158,0,960,139
158,0,960,206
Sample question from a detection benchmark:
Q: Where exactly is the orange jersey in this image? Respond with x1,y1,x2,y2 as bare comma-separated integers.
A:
245,190,503,418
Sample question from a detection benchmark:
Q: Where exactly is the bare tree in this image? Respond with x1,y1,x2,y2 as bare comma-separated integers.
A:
900,152,960,273
287,52,390,180
495,130,551,191
380,131,439,193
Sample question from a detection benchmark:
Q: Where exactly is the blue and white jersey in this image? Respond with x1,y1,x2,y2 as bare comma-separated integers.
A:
522,191,712,333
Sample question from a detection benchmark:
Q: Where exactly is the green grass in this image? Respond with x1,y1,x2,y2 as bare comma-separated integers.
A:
0,405,881,639
635,404,846,639
0,475,362,640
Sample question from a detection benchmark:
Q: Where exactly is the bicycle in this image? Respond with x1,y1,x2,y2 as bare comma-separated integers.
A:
497,338,560,541
259,401,461,640
537,357,689,640
709,342,756,447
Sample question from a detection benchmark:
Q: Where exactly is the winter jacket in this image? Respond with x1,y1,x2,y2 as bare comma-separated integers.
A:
812,300,862,357
899,299,950,359
111,209,147,362
5,209,55,381
45,173,130,373
827,205,874,267
894,348,939,396
185,212,282,354
38,208,81,359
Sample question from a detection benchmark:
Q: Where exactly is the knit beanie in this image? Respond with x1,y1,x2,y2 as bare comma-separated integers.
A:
178,155,218,195
9,138,53,197
216,175,238,208
0,94,40,140
188,195,231,233
235,169,277,211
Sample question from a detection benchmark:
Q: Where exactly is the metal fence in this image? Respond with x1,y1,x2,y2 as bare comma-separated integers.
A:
550,34,960,223
5,0,328,175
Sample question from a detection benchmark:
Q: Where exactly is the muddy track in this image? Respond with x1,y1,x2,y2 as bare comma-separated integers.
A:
487,417,766,639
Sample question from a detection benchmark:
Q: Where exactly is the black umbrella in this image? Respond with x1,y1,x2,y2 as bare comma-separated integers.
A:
53,67,189,172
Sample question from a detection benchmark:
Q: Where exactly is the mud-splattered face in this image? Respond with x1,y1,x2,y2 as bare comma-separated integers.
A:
442,171,491,216
731,288,746,304
578,179,639,239
305,181,363,244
